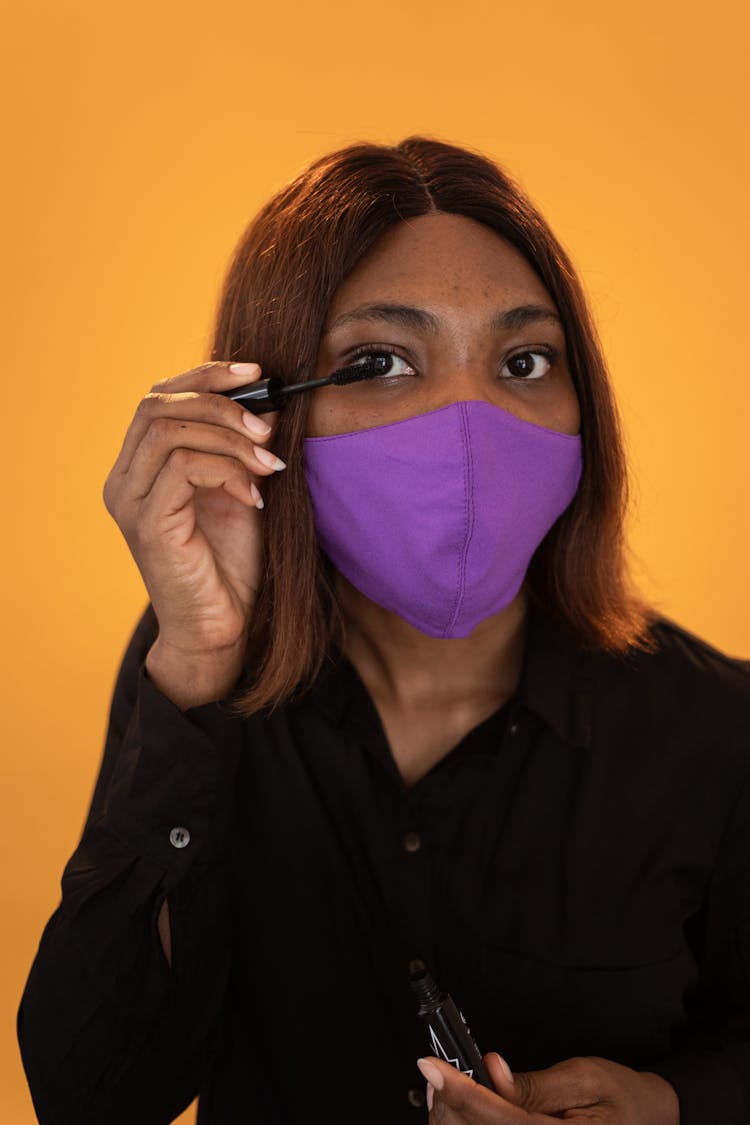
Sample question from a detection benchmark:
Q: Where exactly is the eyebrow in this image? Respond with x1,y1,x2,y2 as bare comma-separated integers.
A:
322,302,563,336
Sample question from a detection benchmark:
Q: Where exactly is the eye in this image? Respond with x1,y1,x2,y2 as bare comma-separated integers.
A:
348,347,417,380
501,348,556,380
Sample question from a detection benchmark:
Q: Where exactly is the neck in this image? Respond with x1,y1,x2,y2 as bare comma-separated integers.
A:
334,572,528,712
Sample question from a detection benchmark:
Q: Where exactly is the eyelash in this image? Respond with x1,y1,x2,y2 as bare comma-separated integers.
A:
347,344,405,374
347,342,560,379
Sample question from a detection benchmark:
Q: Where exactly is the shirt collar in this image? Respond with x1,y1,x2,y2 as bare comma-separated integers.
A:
518,603,593,749
308,603,593,750
305,647,360,728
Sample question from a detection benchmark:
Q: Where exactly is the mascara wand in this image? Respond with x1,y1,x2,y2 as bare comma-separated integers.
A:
220,353,393,414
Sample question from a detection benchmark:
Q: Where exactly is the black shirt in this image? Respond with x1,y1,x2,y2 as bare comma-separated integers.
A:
17,605,750,1125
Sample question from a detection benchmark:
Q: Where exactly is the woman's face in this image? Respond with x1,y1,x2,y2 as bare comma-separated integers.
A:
307,212,580,438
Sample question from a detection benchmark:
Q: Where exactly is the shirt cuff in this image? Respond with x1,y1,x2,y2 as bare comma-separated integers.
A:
102,663,242,872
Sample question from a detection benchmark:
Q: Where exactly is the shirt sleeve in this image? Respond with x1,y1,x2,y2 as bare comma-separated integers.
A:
639,763,750,1125
17,606,244,1125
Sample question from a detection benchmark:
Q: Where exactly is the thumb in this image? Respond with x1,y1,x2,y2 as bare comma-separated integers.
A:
511,1058,601,1116
484,1053,520,1102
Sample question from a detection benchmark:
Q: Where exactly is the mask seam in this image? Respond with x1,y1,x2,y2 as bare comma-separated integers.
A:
445,402,475,637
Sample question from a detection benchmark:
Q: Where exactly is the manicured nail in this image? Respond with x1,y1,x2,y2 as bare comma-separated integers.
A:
250,483,264,510
417,1059,444,1090
254,446,287,471
229,362,260,376
242,411,272,437
491,1053,514,1084
426,1083,434,1111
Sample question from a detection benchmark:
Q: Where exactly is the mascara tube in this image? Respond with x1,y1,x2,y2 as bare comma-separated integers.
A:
410,964,493,1089
411,963,492,1084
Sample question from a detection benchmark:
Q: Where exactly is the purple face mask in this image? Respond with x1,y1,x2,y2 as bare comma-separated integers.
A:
303,400,583,639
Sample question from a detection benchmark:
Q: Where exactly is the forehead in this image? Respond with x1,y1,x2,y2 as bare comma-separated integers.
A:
327,212,551,317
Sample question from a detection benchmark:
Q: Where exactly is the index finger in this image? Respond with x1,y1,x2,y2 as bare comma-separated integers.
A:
150,360,264,395
152,360,284,431
108,361,282,484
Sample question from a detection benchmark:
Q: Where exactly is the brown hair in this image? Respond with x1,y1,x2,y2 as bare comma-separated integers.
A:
208,136,655,716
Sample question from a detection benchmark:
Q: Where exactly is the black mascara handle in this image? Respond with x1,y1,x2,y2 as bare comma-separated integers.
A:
221,377,286,414
410,967,493,1089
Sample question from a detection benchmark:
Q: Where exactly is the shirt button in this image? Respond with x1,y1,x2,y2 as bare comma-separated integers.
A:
169,826,190,849
509,722,519,736
407,1087,426,1108
403,831,422,853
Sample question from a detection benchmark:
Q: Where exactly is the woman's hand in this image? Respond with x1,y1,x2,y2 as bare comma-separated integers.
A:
417,1054,679,1124
103,361,286,707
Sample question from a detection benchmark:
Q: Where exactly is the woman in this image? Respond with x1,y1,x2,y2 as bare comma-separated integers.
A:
18,137,750,1125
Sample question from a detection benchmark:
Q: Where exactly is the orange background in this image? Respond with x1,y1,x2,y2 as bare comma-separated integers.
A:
2,1,748,1121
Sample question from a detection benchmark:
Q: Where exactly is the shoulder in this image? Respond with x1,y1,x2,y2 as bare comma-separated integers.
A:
625,615,749,693
643,615,748,679
588,616,750,760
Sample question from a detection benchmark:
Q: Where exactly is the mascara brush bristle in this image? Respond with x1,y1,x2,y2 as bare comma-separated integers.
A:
329,353,393,385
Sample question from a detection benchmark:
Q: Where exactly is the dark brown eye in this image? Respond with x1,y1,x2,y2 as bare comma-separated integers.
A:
501,351,553,380
371,353,392,374
346,349,417,380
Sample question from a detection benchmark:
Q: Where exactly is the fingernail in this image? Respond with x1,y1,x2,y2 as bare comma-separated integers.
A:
229,362,260,376
242,411,272,437
491,1053,514,1084
255,446,287,471
417,1059,444,1090
426,1083,434,1111
250,483,264,510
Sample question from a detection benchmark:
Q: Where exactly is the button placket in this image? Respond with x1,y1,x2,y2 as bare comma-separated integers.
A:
395,802,435,974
